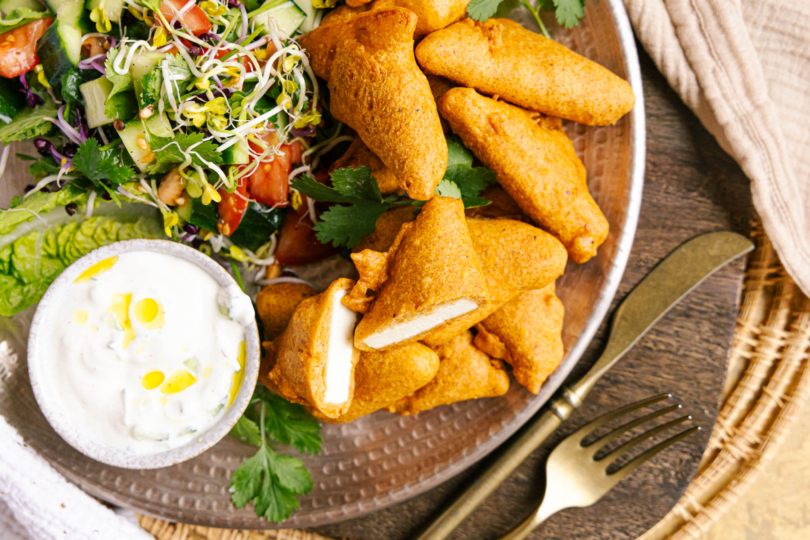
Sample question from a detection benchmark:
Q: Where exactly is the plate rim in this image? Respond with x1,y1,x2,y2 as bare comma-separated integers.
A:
45,0,647,528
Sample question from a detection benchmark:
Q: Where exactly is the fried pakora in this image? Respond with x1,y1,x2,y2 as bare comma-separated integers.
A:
439,88,609,263
312,342,440,423
265,278,360,419
416,18,635,126
475,284,564,394
390,330,509,414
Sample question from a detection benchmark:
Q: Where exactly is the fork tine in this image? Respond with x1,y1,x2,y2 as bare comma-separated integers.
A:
586,404,682,454
601,415,692,464
571,394,672,442
608,426,701,483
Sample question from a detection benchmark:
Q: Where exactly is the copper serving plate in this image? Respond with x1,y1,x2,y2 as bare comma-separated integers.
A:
0,0,644,529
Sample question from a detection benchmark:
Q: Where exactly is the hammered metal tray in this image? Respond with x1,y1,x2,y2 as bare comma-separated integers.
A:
0,0,645,529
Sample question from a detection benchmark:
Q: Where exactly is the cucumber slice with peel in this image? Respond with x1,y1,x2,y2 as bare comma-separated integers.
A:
251,1,306,39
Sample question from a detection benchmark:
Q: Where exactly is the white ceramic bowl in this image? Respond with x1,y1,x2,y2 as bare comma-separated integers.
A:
27,239,261,469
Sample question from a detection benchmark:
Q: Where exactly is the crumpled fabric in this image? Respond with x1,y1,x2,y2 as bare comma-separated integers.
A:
0,416,152,540
623,0,810,295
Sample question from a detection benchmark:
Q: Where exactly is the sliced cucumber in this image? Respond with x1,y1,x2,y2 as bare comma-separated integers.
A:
85,0,125,22
253,1,306,39
222,138,249,165
177,196,219,233
43,0,83,64
36,23,73,88
230,203,284,252
293,0,316,34
80,76,138,127
0,0,45,12
119,115,173,171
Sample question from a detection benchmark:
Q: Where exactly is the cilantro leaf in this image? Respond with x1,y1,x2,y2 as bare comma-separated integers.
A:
230,415,262,447
73,139,134,185
446,135,473,168
139,68,163,109
443,165,496,208
147,132,223,174
330,166,383,202
104,46,133,100
435,179,462,199
28,157,61,180
290,174,353,204
229,396,317,522
554,0,585,28
263,393,322,455
494,0,520,17
466,0,504,21
315,202,390,249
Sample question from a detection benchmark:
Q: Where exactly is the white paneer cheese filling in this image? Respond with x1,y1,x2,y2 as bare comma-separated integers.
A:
362,299,478,350
323,288,358,405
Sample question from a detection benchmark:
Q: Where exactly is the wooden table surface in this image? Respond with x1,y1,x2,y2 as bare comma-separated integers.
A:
311,46,756,540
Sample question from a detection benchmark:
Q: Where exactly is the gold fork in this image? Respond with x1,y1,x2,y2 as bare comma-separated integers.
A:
500,394,699,540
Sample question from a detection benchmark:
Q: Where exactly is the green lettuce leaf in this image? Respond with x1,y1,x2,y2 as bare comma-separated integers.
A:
0,98,57,143
0,186,88,236
0,213,162,316
0,8,49,34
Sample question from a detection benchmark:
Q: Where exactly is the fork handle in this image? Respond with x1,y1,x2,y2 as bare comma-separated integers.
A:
415,394,578,540
499,501,562,540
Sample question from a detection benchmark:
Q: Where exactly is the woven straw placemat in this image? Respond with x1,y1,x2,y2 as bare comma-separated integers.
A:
138,224,810,540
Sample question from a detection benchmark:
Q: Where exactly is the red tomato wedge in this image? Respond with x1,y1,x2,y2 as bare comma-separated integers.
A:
0,18,51,79
159,0,212,37
274,199,339,266
242,132,303,208
217,179,249,236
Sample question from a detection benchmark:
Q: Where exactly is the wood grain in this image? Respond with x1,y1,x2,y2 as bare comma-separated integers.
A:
309,47,755,540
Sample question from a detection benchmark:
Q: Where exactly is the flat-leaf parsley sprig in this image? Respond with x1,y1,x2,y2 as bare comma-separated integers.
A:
467,0,586,38
229,390,322,522
290,136,496,250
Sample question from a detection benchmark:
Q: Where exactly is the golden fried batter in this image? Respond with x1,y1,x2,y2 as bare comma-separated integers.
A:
347,196,492,351
256,282,317,341
326,0,469,39
422,217,567,345
266,278,360,419
333,139,402,195
353,205,417,253
391,330,509,414
312,342,440,423
440,88,609,263
326,8,447,200
465,185,526,220
475,284,564,394
416,18,635,126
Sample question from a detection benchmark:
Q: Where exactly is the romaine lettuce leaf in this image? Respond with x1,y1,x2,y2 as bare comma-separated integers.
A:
0,185,88,236
0,97,57,143
0,214,162,316
0,8,49,34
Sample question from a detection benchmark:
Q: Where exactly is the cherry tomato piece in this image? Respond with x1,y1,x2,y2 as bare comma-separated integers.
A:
217,179,248,236
0,18,51,79
274,199,339,266
159,0,212,37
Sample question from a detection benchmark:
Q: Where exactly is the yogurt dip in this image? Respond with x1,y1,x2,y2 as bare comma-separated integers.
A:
43,250,254,455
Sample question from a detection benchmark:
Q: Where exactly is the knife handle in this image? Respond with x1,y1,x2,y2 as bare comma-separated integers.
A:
415,392,579,540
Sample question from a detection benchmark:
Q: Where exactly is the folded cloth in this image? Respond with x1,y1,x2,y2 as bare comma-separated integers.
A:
0,416,152,540
624,0,810,295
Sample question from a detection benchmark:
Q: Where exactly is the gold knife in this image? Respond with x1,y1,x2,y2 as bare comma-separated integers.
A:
416,231,754,540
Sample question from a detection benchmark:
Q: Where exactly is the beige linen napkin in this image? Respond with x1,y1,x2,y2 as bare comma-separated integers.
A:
623,0,810,296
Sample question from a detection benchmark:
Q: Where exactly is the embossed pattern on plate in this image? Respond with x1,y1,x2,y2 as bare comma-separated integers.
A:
0,0,644,529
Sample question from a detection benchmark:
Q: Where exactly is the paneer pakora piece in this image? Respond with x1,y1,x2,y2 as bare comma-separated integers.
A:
300,8,447,200
390,330,509,415
312,342,440,423
475,284,565,394
329,0,470,39
256,282,317,341
422,217,567,345
439,88,609,263
265,278,361,419
416,18,635,126
346,196,492,351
